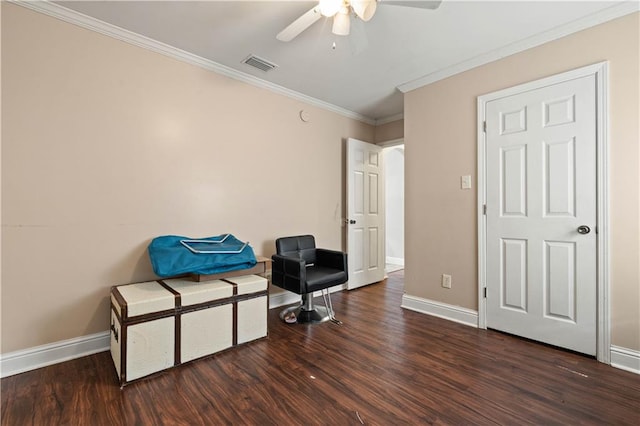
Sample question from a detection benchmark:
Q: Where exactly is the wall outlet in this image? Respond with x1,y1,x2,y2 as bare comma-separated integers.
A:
442,274,452,289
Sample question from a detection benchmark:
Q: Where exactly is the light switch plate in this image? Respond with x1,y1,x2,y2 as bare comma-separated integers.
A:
442,274,452,289
461,175,472,189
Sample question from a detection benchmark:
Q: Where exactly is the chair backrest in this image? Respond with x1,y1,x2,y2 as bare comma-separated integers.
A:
275,235,316,264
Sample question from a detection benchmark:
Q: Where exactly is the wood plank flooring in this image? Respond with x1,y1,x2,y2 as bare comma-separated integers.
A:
2,270,639,425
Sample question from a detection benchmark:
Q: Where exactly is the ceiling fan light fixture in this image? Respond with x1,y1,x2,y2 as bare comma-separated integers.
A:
278,0,442,42
319,0,343,17
332,7,351,35
352,0,377,22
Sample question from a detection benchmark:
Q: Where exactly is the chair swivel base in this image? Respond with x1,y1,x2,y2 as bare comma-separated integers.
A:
279,304,331,324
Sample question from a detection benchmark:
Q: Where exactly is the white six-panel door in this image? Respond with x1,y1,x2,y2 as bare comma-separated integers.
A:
347,138,386,290
484,74,597,355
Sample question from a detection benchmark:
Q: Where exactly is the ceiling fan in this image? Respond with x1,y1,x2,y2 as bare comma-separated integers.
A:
276,0,442,41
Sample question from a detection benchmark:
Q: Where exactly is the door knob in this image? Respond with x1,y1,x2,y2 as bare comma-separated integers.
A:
349,220,356,224
577,225,591,235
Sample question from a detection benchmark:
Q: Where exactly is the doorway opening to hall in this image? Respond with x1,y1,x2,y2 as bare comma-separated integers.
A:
384,144,404,274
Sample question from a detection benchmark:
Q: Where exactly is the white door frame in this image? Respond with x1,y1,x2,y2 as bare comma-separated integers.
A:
477,62,610,363
377,137,404,148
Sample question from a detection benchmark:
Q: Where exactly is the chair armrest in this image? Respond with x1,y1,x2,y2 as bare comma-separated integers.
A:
316,249,348,272
271,254,306,294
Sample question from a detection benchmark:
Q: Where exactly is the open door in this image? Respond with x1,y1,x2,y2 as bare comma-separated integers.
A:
346,138,385,290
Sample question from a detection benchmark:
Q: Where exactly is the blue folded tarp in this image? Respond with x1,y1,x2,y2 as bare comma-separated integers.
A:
148,234,257,277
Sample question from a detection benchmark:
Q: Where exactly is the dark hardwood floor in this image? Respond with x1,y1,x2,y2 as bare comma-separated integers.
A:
2,270,639,425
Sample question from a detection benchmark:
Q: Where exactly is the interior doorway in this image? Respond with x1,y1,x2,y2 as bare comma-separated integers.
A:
383,142,404,273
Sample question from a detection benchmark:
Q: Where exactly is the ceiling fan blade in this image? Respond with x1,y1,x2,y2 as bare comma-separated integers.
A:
276,6,322,42
352,0,377,22
332,6,351,36
378,0,443,10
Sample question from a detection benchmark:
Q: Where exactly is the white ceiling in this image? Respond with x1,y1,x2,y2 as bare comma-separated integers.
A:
50,0,632,123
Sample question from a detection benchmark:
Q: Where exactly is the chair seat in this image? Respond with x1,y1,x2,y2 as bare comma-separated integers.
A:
306,265,347,292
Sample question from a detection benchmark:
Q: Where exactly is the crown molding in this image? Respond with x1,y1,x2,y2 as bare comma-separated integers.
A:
375,113,404,126
10,0,376,126
398,1,640,93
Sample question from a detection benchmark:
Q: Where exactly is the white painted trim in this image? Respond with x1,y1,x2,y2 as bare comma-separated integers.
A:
0,331,109,378
376,113,404,125
268,285,346,309
398,2,639,93
269,291,301,309
610,345,640,375
378,138,405,148
10,0,375,126
477,94,487,331
477,61,610,364
385,256,405,266
595,63,611,363
401,295,478,328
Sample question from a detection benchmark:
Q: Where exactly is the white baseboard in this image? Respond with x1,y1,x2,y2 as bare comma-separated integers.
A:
610,345,640,374
269,285,346,309
386,256,404,266
401,294,478,328
2,307,637,378
1,331,110,378
269,291,301,309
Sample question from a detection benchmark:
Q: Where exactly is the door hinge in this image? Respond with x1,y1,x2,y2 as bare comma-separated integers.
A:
483,287,487,298
483,121,487,132
483,204,487,215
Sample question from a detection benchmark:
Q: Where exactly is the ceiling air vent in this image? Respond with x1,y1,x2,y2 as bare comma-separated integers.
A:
242,54,278,72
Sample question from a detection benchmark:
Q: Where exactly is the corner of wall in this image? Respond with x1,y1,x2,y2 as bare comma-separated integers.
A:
374,119,404,144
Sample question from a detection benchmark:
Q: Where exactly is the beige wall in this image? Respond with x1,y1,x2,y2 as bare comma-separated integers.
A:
1,3,374,353
374,119,404,143
405,13,640,351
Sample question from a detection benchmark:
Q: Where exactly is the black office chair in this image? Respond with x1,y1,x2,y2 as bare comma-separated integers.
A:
271,235,348,324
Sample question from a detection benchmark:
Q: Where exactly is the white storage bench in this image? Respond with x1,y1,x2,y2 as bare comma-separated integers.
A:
110,274,268,386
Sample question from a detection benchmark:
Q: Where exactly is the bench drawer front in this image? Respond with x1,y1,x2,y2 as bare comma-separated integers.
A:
126,317,175,381
181,304,233,363
237,295,268,344
110,308,175,384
